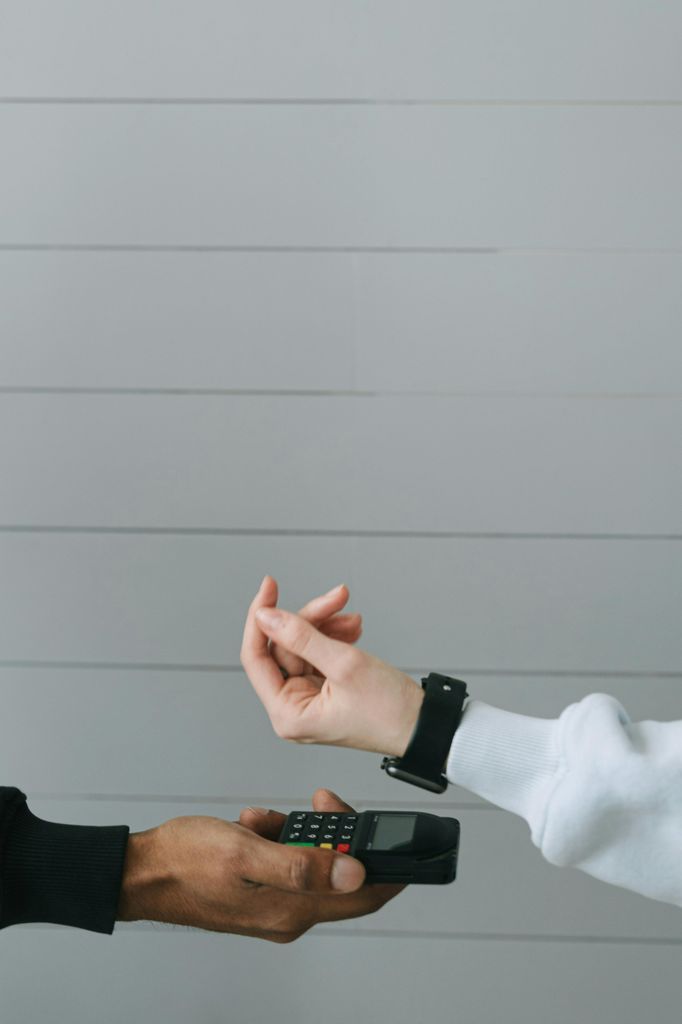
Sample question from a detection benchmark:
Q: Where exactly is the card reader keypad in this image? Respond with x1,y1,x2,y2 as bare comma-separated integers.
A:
284,813,358,852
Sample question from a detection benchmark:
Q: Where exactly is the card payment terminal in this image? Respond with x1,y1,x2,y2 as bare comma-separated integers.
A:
279,809,460,884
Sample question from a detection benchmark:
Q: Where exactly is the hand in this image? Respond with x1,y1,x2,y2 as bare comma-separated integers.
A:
117,789,404,942
262,576,365,681
240,576,424,756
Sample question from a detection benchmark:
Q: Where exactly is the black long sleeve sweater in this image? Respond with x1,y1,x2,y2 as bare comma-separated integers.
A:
0,787,130,934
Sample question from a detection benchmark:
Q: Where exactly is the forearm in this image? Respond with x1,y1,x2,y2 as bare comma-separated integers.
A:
0,793,130,933
445,695,682,907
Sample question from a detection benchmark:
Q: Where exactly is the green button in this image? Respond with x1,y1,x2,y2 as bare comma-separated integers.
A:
286,842,315,846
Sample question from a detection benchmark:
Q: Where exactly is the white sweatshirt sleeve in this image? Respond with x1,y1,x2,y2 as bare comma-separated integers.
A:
445,694,682,907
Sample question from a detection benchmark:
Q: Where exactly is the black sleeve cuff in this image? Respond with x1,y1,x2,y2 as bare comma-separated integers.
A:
0,800,130,935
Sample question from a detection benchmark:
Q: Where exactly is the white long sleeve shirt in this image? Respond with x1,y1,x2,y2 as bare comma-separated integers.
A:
445,694,682,908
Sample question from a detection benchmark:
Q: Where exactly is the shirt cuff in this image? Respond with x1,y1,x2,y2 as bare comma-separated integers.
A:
0,801,130,934
445,700,563,842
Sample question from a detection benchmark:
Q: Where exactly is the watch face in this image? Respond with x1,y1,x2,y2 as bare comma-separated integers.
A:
385,763,447,794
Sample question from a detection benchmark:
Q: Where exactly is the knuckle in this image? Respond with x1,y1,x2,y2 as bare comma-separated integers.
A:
271,710,301,742
264,905,309,944
288,853,316,892
338,646,362,677
269,930,301,945
270,711,291,740
291,623,313,658
366,889,393,914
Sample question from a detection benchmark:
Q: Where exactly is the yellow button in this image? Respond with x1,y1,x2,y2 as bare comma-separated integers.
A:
320,843,333,849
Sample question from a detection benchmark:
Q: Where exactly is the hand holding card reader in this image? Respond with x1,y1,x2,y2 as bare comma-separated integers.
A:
278,810,460,884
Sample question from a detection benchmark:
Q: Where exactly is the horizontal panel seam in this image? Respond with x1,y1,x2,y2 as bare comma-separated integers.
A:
2,388,682,400
24,921,682,945
23,791,492,810
1,97,682,107
2,662,680,678
1,527,681,540
3,245,682,255
314,927,682,946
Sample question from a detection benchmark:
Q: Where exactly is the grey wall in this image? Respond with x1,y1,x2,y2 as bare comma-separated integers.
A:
1,3,681,1021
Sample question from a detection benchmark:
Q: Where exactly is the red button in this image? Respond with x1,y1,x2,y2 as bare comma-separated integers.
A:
336,843,351,854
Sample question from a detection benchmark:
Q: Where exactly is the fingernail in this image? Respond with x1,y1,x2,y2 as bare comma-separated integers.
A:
246,806,269,816
256,608,283,628
330,584,346,594
259,576,269,590
331,856,364,892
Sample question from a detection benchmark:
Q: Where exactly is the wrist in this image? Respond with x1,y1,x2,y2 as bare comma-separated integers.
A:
116,827,171,923
384,681,425,758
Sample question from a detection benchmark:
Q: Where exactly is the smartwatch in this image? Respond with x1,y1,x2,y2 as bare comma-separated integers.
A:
381,673,468,794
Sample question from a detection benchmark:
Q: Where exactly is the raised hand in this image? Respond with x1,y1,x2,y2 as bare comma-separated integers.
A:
240,576,424,756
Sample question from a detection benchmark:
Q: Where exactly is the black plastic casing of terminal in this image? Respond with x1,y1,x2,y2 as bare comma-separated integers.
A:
278,810,460,885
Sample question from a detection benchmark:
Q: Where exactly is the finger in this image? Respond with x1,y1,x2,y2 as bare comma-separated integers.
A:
296,584,350,623
272,586,354,679
239,792,356,843
238,806,287,841
241,576,278,665
319,613,362,640
240,576,292,710
245,877,406,942
307,881,408,923
254,607,355,680
311,788,357,814
306,792,408,916
271,614,361,678
241,830,366,894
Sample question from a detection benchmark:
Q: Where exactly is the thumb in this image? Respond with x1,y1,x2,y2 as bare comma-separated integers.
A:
242,829,366,894
255,607,351,678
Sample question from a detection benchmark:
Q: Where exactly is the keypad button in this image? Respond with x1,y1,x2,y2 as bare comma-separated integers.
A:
343,815,358,822
287,832,302,841
336,843,351,854
322,833,336,841
320,843,333,849
339,833,353,842
291,823,303,831
311,813,324,820
309,823,321,831
303,832,317,841
293,813,308,822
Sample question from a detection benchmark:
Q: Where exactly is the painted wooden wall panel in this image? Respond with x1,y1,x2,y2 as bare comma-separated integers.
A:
2,395,681,534
1,1,681,100
1,535,680,671
1,1,678,1012
3,670,679,801
1,107,681,248
2,927,681,1024
2,252,681,394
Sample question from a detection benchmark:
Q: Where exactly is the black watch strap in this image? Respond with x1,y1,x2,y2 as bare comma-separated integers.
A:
381,673,468,793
